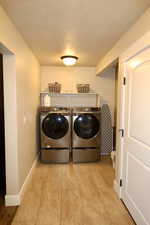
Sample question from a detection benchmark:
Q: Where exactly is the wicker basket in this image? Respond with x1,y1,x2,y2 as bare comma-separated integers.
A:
48,82,61,93
77,84,90,93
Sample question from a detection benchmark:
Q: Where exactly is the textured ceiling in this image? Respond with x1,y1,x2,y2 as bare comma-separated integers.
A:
0,0,150,66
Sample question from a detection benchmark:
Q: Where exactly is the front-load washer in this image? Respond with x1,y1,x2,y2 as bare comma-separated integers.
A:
39,106,71,163
72,107,101,163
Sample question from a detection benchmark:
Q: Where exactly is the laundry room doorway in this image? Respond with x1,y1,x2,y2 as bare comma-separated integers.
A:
0,53,6,198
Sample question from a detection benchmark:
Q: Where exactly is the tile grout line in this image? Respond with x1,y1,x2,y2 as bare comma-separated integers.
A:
34,168,49,225
59,166,64,225
95,164,128,225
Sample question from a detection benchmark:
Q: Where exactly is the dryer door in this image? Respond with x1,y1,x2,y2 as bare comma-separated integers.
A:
42,113,69,139
74,113,99,139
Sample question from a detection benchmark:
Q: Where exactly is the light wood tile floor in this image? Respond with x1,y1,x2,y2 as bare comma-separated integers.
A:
12,156,136,225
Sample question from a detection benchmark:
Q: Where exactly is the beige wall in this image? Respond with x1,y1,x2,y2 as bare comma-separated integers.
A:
96,7,150,74
41,66,116,124
0,5,40,197
41,66,96,93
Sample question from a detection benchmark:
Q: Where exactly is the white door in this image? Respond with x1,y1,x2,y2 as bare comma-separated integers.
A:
122,45,150,225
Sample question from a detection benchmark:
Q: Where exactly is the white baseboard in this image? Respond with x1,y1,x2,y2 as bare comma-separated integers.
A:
113,179,121,198
101,152,110,155
5,195,21,206
5,154,39,206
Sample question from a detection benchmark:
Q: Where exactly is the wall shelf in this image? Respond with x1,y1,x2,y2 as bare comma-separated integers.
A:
40,92,98,96
40,92,100,107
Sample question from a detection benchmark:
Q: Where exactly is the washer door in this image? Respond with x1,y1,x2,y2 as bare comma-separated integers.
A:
42,113,69,139
74,113,99,139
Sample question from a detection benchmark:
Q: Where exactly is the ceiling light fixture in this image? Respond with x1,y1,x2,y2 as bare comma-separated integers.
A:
61,55,78,66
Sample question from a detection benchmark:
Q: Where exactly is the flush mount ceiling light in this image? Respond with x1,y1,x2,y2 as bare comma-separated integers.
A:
61,55,78,66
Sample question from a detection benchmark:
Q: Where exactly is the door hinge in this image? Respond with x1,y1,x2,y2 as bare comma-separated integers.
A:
119,129,124,137
123,77,126,85
120,179,123,187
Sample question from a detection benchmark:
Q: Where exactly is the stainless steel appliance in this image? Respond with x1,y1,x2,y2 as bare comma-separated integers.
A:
40,107,71,163
72,107,101,163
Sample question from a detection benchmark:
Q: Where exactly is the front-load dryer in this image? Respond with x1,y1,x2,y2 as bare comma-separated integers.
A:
72,107,101,163
40,107,71,163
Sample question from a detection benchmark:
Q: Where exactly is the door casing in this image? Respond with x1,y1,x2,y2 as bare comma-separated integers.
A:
0,53,6,196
